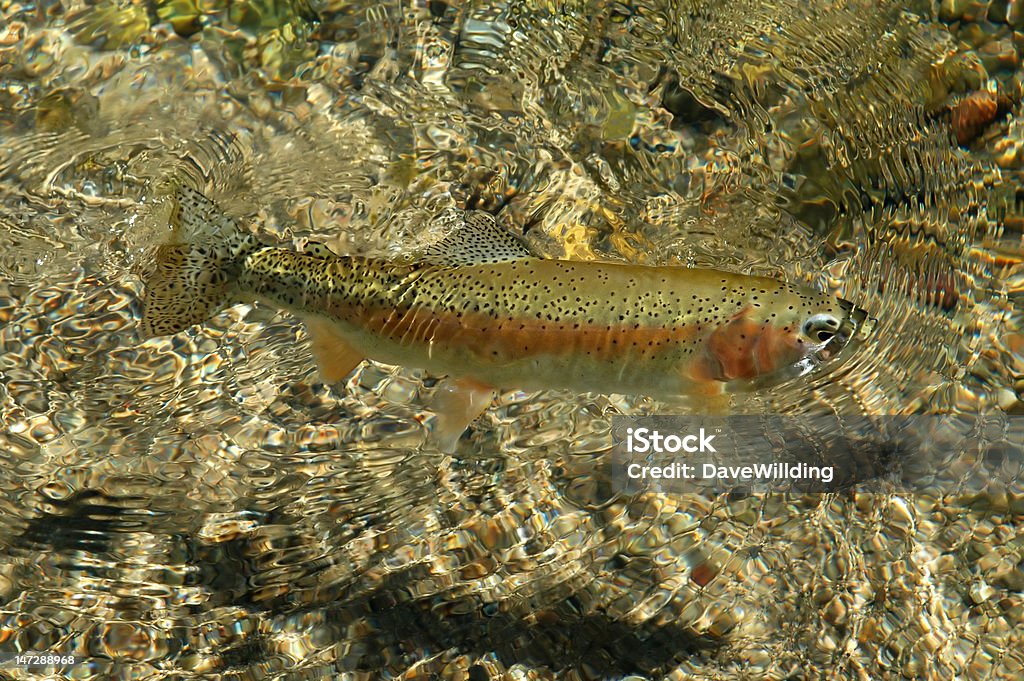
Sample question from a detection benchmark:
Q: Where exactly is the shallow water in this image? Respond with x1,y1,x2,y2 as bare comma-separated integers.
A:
1,0,1023,679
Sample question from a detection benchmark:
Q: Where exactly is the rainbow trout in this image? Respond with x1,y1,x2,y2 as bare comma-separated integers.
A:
142,188,868,429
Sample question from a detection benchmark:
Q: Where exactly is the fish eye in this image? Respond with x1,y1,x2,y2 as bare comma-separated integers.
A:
802,313,841,343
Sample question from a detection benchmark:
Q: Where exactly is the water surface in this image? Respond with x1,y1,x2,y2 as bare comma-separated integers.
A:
1,0,1023,678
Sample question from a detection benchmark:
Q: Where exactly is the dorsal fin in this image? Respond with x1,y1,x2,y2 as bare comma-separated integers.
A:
419,209,534,266
300,240,339,259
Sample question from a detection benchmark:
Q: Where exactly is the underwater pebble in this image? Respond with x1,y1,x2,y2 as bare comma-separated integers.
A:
941,0,996,23
952,90,1002,144
1010,0,1024,27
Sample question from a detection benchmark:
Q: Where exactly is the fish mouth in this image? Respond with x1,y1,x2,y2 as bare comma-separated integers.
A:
814,300,874,362
732,299,876,389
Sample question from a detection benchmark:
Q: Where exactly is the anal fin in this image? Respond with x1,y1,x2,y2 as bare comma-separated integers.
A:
305,317,364,383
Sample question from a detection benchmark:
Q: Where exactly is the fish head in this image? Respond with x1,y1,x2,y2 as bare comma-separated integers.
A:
800,297,871,363
697,292,871,386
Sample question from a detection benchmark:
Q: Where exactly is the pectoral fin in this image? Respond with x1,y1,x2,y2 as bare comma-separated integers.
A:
304,317,364,383
429,377,497,452
660,386,731,415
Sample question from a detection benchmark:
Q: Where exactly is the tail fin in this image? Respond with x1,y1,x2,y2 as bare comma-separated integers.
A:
140,186,260,336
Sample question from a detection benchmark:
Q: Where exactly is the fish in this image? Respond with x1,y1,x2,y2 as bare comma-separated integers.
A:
140,187,871,447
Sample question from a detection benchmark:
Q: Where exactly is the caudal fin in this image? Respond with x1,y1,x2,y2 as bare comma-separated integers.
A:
140,186,260,336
